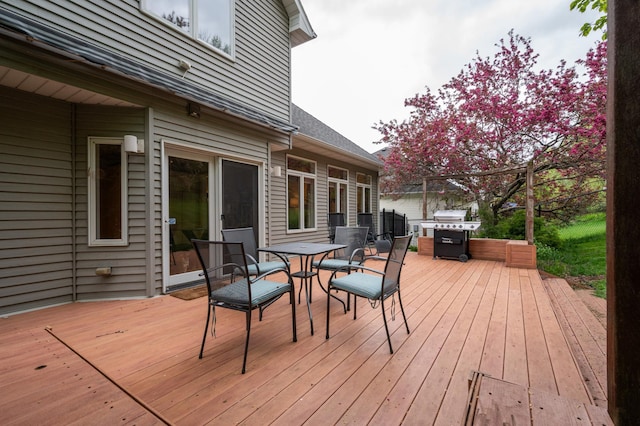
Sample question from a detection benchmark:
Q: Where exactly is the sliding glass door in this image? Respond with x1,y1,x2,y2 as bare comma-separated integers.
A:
164,149,261,290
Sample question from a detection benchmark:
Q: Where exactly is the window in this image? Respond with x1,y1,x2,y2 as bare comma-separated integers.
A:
356,173,372,213
142,0,233,55
287,155,316,231
328,166,348,216
88,137,128,246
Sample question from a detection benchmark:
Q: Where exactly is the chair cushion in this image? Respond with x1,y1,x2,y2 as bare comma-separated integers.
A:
312,259,362,270
247,261,287,276
330,273,382,300
211,279,291,306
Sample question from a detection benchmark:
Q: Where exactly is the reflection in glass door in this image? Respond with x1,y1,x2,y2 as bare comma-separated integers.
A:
221,160,259,232
168,155,209,284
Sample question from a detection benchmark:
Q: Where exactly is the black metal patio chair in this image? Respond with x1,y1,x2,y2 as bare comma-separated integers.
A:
325,235,412,354
328,212,346,243
312,226,369,312
191,239,296,374
357,212,393,256
221,227,289,277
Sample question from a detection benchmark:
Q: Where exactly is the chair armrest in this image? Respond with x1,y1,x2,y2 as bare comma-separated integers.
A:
200,263,248,284
311,251,333,269
365,254,388,262
252,266,293,283
348,247,367,263
270,251,290,266
328,264,384,282
256,249,291,266
245,254,259,267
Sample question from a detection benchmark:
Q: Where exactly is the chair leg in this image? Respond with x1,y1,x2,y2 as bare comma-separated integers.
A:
291,284,297,342
380,298,394,354
397,290,410,334
326,283,331,340
353,295,357,320
199,302,212,359
242,311,251,374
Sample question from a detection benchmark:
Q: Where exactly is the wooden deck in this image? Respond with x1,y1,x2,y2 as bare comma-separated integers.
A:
0,253,611,425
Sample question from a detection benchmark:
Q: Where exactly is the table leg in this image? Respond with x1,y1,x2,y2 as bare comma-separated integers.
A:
293,255,315,335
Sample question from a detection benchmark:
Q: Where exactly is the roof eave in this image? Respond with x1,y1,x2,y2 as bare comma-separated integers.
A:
0,8,298,135
283,0,317,47
294,133,383,170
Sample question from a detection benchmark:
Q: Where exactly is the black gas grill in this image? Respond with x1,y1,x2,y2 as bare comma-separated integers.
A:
421,210,481,262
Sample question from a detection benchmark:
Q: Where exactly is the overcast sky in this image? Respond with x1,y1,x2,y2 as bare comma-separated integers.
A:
291,0,602,154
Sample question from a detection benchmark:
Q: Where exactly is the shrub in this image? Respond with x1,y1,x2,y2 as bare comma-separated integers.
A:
480,210,562,248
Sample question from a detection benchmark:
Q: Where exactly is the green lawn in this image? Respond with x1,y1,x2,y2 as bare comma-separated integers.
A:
538,214,606,298
557,213,606,239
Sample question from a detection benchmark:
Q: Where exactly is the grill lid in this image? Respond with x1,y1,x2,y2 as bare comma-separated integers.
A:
420,210,481,231
433,210,467,222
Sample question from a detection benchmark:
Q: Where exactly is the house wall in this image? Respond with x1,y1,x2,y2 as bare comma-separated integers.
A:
0,1,298,314
0,85,281,314
73,104,150,301
269,147,380,245
0,0,292,122
381,192,479,237
380,192,449,237
0,87,74,314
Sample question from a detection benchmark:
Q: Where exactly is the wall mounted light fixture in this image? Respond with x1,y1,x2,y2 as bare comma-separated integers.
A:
270,165,282,177
124,135,144,154
187,102,201,118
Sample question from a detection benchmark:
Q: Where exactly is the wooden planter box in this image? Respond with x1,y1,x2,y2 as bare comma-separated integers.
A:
505,240,537,269
417,237,537,269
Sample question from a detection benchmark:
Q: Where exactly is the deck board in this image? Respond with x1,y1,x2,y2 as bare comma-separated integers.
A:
503,267,528,386
520,271,558,394
543,277,608,407
0,253,611,425
433,262,502,426
528,271,592,404
401,261,492,425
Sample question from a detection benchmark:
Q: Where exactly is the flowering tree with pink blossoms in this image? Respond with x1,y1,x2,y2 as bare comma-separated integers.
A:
376,31,607,224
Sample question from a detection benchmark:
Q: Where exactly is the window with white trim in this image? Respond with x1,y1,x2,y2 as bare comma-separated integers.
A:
287,155,316,231
328,165,348,216
88,137,128,246
142,0,233,55
356,173,372,214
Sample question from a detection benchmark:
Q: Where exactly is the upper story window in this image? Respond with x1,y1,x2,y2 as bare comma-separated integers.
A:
356,173,372,213
287,155,316,231
142,0,233,56
328,166,348,216
88,137,128,246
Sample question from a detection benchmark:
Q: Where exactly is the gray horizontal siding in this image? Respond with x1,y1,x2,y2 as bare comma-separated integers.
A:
269,148,381,246
73,104,149,301
154,110,271,160
2,0,292,122
0,87,74,315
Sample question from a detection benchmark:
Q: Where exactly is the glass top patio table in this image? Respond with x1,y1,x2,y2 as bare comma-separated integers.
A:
259,242,346,335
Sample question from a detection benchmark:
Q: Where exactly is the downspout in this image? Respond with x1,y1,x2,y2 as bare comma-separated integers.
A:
267,142,272,246
71,104,77,302
145,108,155,296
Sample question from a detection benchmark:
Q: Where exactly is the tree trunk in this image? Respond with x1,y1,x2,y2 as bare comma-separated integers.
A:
422,178,427,236
526,161,534,244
